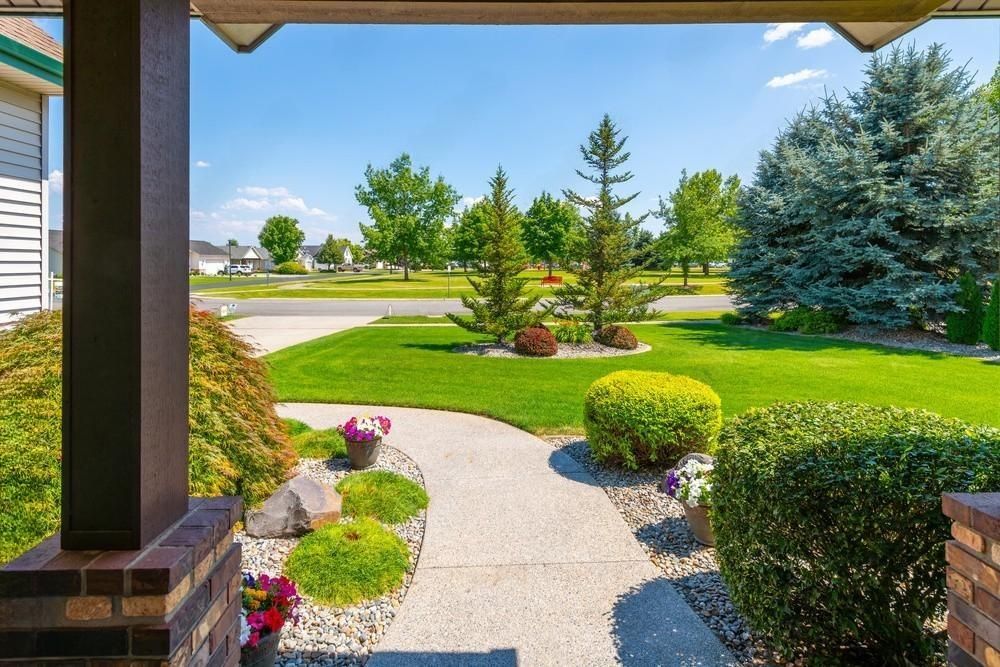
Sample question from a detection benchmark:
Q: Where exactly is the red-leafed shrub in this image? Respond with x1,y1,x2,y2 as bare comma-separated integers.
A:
514,326,558,357
595,325,638,350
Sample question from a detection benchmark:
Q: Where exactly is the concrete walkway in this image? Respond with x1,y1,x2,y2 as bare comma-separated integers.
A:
228,316,376,355
280,403,735,667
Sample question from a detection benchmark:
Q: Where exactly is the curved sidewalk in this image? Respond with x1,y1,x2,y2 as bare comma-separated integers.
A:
280,403,735,667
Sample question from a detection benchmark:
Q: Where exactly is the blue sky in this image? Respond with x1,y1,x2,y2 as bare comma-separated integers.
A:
39,18,999,245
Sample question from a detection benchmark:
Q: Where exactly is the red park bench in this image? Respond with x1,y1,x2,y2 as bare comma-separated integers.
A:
540,275,564,286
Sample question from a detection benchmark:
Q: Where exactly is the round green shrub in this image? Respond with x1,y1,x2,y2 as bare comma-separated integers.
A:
514,326,558,357
583,370,722,470
712,402,1000,664
284,518,409,606
594,325,638,350
336,470,428,524
0,310,296,564
274,261,309,275
770,307,844,335
291,428,347,459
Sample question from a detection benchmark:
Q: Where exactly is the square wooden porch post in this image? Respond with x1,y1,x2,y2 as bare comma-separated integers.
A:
62,0,190,551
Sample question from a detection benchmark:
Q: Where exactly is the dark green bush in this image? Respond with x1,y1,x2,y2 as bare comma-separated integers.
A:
594,325,638,350
513,326,558,357
0,310,296,564
981,280,999,351
274,261,309,275
770,306,844,334
946,272,984,344
584,370,722,470
719,312,743,326
713,402,1000,665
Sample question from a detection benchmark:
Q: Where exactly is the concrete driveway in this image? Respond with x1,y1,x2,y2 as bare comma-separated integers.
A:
227,315,376,355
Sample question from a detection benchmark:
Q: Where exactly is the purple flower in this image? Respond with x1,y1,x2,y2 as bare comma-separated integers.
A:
663,470,680,498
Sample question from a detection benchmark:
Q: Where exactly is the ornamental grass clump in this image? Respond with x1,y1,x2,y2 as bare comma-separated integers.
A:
0,309,296,564
336,470,428,524
284,518,409,606
712,402,1000,665
583,370,722,470
291,428,347,459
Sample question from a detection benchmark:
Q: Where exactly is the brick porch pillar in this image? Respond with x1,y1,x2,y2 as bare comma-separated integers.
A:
943,493,1000,667
0,1,242,664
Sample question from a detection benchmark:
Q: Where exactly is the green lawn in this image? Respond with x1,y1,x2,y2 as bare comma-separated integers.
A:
266,323,1000,434
199,269,728,299
369,311,732,325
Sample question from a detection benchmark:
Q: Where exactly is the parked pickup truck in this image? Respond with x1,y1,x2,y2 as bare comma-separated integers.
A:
218,264,254,276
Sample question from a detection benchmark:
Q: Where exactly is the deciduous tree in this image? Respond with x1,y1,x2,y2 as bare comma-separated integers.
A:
522,192,582,276
258,215,305,265
451,200,490,271
356,153,459,280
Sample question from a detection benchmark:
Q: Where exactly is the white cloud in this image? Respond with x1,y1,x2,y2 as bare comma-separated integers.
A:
460,195,484,209
222,197,271,211
190,209,208,221
48,169,63,192
277,196,327,217
763,23,806,43
797,28,835,49
766,68,828,89
194,160,211,168
238,186,290,197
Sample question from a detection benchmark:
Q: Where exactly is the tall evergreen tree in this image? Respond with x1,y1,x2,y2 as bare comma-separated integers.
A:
729,44,998,328
447,167,550,342
551,115,665,329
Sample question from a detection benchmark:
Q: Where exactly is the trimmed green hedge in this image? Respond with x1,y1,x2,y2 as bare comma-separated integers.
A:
0,310,296,564
770,306,844,335
712,402,1000,664
583,370,722,470
274,261,308,275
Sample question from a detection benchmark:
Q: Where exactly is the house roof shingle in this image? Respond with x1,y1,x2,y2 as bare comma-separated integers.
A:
189,240,228,257
0,17,62,62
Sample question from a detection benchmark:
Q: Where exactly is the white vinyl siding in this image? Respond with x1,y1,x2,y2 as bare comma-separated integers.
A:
0,80,46,326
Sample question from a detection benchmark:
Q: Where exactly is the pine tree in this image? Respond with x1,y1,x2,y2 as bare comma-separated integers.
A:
551,114,666,329
983,281,1000,351
447,167,550,342
946,273,985,344
729,44,998,328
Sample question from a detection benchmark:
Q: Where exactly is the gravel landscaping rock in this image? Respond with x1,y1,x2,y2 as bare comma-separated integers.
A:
237,445,426,666
454,340,651,359
547,436,786,667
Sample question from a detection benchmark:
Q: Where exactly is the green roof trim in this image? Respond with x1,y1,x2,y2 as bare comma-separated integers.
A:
0,33,62,88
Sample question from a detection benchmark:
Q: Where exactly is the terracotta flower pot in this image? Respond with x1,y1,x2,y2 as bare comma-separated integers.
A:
241,631,280,667
347,436,382,470
683,503,715,546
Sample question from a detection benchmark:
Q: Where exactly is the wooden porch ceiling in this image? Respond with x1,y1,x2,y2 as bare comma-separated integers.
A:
0,1,997,52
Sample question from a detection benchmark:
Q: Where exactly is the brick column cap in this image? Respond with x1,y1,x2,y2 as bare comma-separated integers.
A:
944,493,1000,541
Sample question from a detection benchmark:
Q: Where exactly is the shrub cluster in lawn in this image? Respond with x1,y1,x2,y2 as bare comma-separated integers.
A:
594,325,638,350
584,370,722,470
770,306,845,335
284,518,409,606
336,470,428,524
291,428,347,459
984,281,1000,351
0,309,295,564
514,326,558,357
719,312,744,326
553,320,592,344
274,261,309,275
712,402,1000,665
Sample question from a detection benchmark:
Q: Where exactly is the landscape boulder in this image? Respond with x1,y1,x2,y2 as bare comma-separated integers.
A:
245,475,342,538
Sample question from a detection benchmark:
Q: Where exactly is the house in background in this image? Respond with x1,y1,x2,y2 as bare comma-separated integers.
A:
48,227,62,276
229,244,273,272
188,240,228,275
0,19,61,326
299,243,353,271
